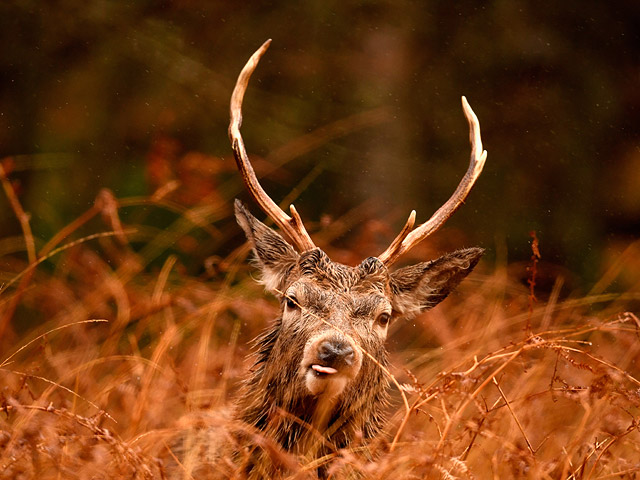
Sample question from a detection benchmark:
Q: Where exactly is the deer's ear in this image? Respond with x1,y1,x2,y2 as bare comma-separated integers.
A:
235,199,299,294
390,247,483,318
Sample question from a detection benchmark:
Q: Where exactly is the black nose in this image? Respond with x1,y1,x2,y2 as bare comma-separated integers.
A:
317,339,355,367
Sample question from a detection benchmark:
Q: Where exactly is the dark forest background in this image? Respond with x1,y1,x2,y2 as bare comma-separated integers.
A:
1,0,639,290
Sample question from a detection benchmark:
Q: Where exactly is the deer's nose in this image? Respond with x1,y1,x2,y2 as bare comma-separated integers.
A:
317,339,355,367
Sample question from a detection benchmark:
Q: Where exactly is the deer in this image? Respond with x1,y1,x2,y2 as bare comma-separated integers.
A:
227,40,487,478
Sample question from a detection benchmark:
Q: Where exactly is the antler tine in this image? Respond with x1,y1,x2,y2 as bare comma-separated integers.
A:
229,39,316,252
377,96,487,265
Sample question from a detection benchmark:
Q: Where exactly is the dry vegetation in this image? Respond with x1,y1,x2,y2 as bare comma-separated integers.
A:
1,154,639,479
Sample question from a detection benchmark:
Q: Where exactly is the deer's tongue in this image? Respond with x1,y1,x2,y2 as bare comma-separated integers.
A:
312,364,338,375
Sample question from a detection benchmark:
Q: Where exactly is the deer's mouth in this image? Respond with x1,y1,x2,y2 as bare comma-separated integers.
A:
304,364,349,398
311,364,338,376
302,335,363,397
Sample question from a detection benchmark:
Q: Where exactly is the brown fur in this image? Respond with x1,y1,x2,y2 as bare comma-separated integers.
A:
233,200,482,477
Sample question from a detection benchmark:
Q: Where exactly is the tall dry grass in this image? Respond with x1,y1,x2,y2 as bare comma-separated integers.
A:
0,154,639,479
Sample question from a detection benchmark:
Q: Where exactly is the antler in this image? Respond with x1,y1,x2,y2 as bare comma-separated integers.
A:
229,39,316,252
377,96,487,265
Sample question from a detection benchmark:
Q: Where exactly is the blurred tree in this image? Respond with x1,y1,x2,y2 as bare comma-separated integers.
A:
0,0,638,286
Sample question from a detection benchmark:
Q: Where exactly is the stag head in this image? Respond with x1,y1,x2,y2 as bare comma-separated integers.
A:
229,40,486,463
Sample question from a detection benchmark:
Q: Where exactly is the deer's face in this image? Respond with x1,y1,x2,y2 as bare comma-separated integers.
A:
236,201,483,401
281,252,392,399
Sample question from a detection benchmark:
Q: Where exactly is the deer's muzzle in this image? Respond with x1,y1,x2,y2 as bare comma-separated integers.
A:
302,334,362,398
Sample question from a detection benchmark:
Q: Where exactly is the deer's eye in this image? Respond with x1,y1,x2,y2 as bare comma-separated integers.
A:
285,295,300,311
376,312,391,327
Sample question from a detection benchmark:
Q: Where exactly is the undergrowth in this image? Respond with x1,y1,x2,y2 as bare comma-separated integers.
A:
0,155,639,479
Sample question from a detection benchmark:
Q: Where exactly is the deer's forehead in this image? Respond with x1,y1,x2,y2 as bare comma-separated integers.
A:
294,281,390,316
294,249,390,294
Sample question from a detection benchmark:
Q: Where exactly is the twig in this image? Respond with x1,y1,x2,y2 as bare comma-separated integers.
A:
492,376,534,455
1,318,108,368
0,159,37,337
1,368,116,423
526,231,541,335
0,160,36,264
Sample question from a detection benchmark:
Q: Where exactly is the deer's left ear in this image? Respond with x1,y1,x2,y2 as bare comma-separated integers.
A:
390,247,483,318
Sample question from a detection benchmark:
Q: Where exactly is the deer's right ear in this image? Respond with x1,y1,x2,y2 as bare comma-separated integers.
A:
235,199,299,294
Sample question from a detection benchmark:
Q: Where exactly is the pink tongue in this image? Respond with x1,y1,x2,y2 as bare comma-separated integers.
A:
312,365,338,375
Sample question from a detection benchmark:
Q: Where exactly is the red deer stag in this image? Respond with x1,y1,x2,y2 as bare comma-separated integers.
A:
228,40,487,477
